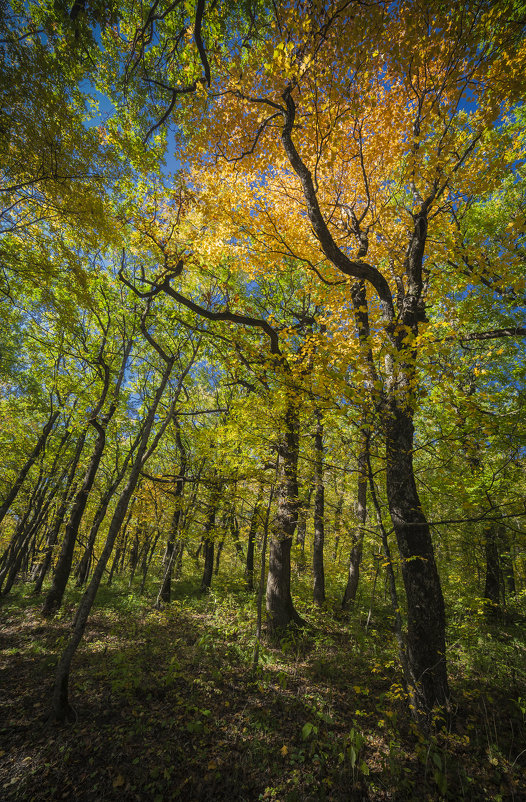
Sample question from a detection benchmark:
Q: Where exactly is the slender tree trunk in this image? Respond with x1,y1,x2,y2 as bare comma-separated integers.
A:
229,511,244,561
34,434,86,592
1,482,58,596
342,428,369,609
246,486,263,591
385,403,449,711
253,480,275,669
312,411,325,605
214,532,225,575
157,418,186,605
201,480,220,593
498,526,515,599
140,528,161,595
42,419,110,617
0,410,59,527
127,524,142,587
108,500,135,585
76,428,141,589
332,495,344,562
295,481,312,574
266,398,306,630
50,357,175,722
484,524,501,615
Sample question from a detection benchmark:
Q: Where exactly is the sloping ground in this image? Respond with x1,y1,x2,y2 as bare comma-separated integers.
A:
1,581,525,801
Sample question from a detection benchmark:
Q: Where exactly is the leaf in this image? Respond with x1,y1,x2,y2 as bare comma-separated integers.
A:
302,722,314,740
112,774,125,789
280,745,288,757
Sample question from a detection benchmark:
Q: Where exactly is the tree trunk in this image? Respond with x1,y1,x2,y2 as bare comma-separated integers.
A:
74,436,138,587
50,357,175,722
42,419,109,617
331,495,344,562
385,403,449,711
0,410,59,527
342,428,368,609
498,526,515,599
201,481,220,592
33,433,86,592
265,399,306,630
246,486,263,591
157,418,186,605
312,411,325,605
484,524,501,615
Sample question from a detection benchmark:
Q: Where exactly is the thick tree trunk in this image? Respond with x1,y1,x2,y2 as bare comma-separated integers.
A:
266,399,306,630
312,411,325,605
385,403,449,711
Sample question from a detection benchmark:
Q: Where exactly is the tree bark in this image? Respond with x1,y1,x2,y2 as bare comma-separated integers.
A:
0,410,59,527
312,411,325,605
33,433,86,592
265,398,306,630
157,417,186,605
483,524,501,615
42,419,109,616
201,480,220,592
342,429,368,610
385,403,449,711
50,357,175,722
246,485,263,591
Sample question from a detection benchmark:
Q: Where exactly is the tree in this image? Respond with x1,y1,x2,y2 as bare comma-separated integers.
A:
165,0,526,713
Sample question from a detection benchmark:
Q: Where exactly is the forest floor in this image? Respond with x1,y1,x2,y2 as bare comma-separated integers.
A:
0,572,525,801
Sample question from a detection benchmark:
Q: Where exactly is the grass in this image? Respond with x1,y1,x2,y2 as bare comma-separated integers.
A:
0,567,525,801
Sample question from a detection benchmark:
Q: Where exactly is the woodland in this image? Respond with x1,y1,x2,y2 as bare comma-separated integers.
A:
0,0,525,799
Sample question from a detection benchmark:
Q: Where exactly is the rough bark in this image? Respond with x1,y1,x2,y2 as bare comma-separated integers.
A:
265,398,306,630
385,403,449,711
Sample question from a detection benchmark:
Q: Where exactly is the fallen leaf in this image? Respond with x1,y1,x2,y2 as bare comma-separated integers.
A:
112,774,125,789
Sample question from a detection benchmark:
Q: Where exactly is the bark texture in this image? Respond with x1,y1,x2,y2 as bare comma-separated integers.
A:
385,404,448,711
266,399,306,630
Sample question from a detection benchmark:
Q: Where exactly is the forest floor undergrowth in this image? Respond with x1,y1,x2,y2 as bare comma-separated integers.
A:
1,574,525,801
